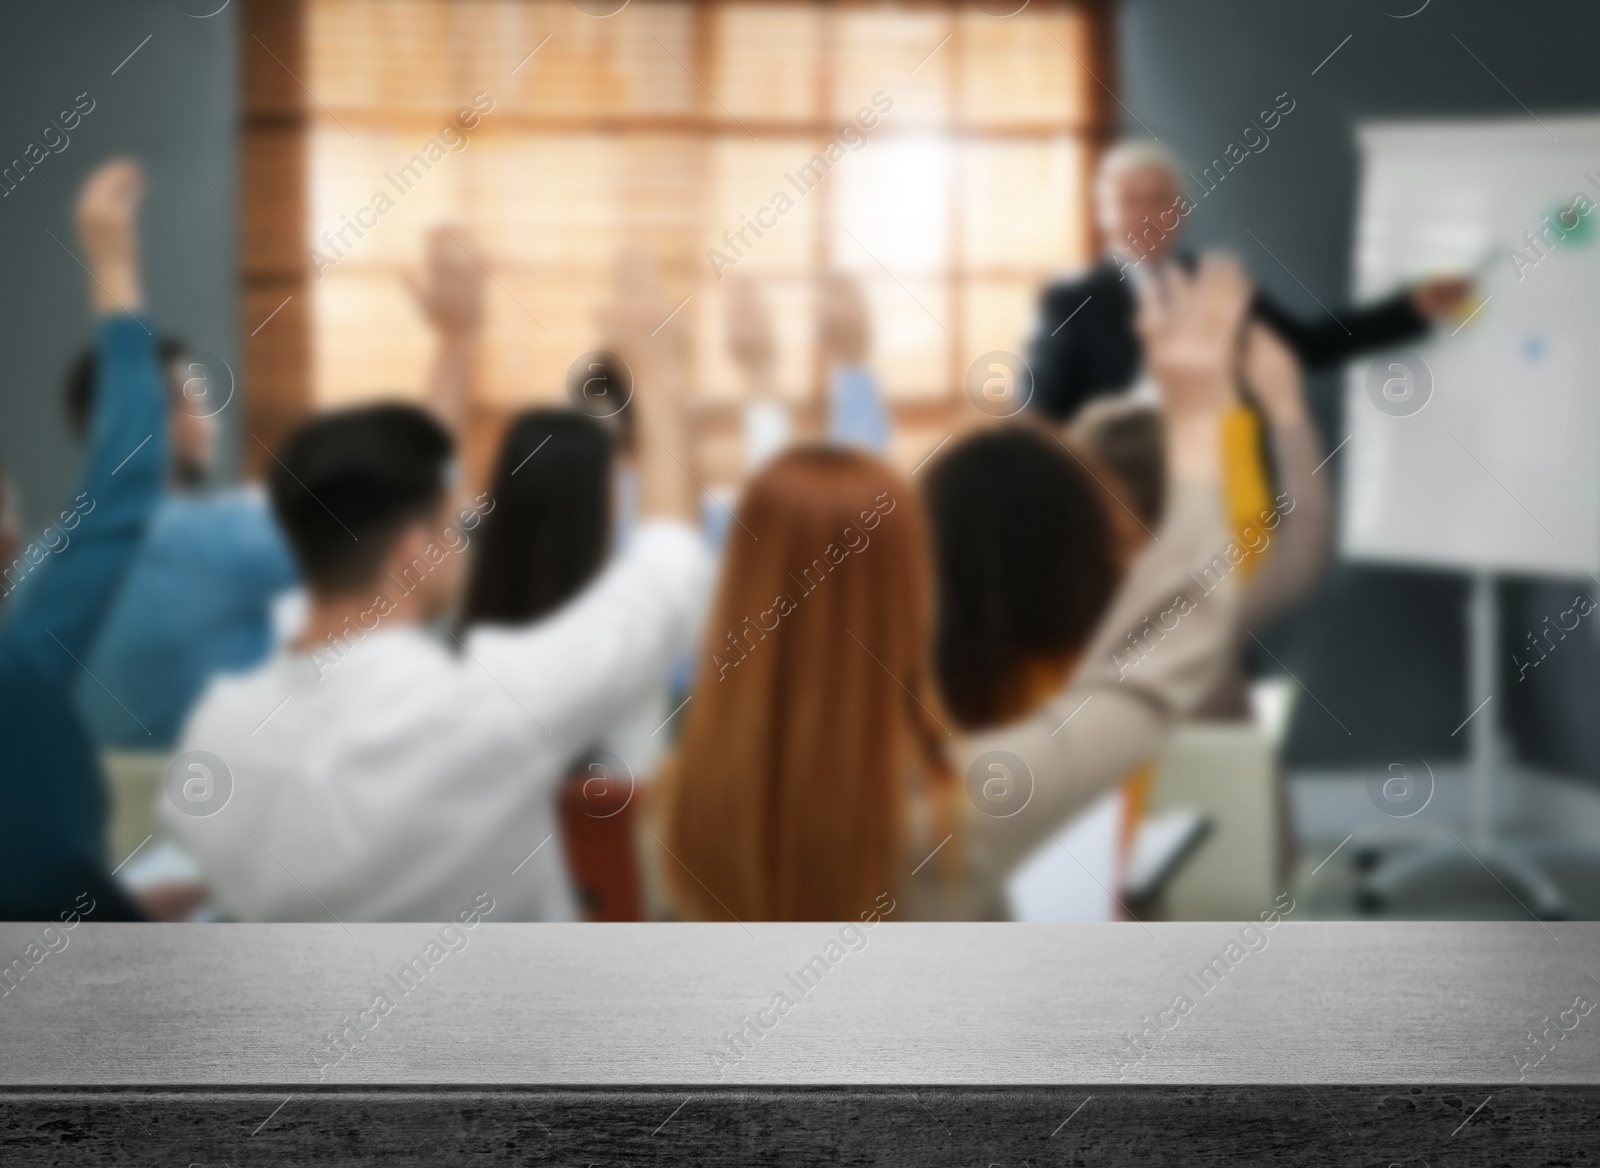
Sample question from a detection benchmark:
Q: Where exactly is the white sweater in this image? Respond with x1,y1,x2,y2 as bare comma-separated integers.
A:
163,521,710,922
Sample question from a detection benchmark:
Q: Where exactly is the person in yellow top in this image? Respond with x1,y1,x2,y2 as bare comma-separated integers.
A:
1073,323,1332,879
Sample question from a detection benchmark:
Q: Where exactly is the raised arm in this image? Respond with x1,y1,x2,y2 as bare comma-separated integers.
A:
726,274,777,401
604,249,697,526
1,160,166,685
464,250,707,753
406,224,486,434
819,272,889,452
1237,322,1332,630
960,255,1251,875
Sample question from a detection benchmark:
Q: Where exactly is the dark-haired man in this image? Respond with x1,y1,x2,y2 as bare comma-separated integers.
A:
162,261,709,922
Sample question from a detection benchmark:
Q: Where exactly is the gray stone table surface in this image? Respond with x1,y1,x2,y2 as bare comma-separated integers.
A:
2,921,1596,1088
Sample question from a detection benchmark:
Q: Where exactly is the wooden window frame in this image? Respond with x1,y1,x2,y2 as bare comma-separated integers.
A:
239,0,1116,479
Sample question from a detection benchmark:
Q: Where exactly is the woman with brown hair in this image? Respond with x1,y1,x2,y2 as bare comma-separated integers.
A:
653,256,1253,921
654,447,953,921
923,420,1146,734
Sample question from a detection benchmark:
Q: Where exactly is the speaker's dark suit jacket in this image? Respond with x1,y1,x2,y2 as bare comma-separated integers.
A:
1026,257,1429,422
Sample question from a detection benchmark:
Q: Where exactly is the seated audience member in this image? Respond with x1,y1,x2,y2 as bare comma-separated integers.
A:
1071,323,1332,718
923,423,1139,733
66,326,296,751
406,228,629,581
569,351,635,445
1075,325,1331,878
654,445,941,923
1027,138,1471,423
0,159,168,921
726,276,792,472
565,351,639,549
460,410,614,627
819,272,890,453
724,271,891,458
463,406,674,918
74,226,476,886
1068,397,1167,527
161,265,710,921
653,257,1251,921
460,407,669,772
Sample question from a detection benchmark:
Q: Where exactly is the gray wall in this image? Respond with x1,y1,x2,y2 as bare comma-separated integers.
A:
1116,0,1600,304
1116,0,1600,772
0,0,238,536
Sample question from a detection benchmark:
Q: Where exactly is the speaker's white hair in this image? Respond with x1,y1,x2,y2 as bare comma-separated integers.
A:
1095,139,1182,197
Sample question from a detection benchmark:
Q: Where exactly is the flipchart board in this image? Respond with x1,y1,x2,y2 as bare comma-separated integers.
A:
1341,116,1600,577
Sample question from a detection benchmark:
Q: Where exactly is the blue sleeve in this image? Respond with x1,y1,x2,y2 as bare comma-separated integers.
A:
827,365,891,454
235,494,299,594
0,316,166,686
261,521,299,591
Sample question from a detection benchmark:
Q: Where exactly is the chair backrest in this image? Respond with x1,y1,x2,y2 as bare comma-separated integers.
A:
1147,723,1278,919
558,758,645,922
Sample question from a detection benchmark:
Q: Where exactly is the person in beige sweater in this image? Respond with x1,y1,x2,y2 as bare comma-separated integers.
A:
649,257,1251,922
1070,322,1333,720
1070,323,1332,881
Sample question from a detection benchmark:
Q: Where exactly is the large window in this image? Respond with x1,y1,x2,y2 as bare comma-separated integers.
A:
248,0,1110,481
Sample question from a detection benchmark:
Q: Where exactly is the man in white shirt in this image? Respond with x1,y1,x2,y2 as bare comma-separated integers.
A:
162,267,708,921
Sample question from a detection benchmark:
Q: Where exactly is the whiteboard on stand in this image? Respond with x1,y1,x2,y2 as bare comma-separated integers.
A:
1342,116,1600,578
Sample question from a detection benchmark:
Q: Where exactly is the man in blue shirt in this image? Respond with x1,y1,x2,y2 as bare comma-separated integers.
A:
0,158,168,921
62,297,296,751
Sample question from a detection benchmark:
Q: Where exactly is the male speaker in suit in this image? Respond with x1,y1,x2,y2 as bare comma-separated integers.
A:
1027,140,1471,422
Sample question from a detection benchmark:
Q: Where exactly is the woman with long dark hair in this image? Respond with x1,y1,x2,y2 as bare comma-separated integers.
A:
460,409,614,628
924,422,1141,733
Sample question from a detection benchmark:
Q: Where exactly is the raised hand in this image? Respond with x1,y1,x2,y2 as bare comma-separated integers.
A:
597,248,695,522
408,225,487,429
1241,320,1307,427
406,225,486,340
75,157,145,314
726,275,775,387
1136,253,1251,483
598,247,688,381
818,272,869,367
1135,253,1251,419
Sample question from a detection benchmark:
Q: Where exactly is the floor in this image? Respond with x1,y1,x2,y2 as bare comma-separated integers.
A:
1290,765,1600,920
